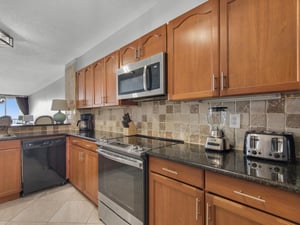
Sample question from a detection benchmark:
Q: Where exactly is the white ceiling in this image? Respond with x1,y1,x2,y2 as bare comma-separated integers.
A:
0,0,162,96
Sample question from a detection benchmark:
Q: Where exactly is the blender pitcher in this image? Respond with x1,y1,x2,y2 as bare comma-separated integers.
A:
205,106,230,151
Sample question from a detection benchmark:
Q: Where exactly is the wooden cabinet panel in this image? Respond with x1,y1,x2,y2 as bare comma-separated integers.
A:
69,145,85,191
0,140,21,203
85,66,94,107
149,156,204,188
84,150,98,205
205,171,300,224
206,193,296,225
104,51,119,106
139,24,167,60
220,0,300,96
76,69,86,108
69,137,98,204
120,41,138,66
168,0,219,100
120,24,167,66
93,59,105,107
149,172,204,225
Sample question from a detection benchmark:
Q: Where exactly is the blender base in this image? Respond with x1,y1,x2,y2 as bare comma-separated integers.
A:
205,136,230,151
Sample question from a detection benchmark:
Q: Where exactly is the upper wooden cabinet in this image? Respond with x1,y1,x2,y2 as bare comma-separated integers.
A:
104,51,119,106
220,0,300,96
120,24,167,66
76,66,94,108
76,69,86,108
167,0,219,100
77,51,120,109
93,58,105,107
168,0,300,100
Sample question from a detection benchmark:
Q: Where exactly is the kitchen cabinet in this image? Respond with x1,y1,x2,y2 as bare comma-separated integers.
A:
69,137,98,205
205,171,300,224
104,51,119,106
167,0,219,100
93,58,105,107
168,0,300,101
149,157,204,225
0,140,21,203
220,0,300,96
120,24,167,66
76,69,86,108
76,66,94,108
205,193,296,225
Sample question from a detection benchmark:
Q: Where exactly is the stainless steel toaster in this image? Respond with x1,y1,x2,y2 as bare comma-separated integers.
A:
244,131,296,162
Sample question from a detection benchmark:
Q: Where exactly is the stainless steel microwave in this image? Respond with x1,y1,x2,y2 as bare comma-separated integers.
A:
117,52,166,100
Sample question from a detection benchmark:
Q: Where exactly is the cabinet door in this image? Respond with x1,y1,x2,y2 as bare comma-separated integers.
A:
76,69,86,108
149,172,204,225
105,51,119,106
220,0,300,96
84,150,98,205
120,40,139,66
93,59,105,107
85,66,94,107
168,0,219,100
69,146,85,191
205,193,296,225
139,24,167,60
0,148,21,199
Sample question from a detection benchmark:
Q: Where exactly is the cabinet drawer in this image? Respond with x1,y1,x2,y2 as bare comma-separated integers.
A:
69,137,97,152
0,140,21,150
149,156,204,188
205,171,300,224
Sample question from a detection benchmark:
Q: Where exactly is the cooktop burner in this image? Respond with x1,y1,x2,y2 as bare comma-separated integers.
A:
96,135,182,157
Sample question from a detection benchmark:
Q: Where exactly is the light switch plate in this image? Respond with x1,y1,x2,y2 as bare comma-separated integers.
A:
229,114,240,128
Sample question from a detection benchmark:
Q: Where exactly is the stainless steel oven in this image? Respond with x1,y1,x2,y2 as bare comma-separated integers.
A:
96,135,181,225
98,149,145,225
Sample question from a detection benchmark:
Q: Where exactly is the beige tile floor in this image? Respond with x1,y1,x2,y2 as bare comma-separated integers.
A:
0,184,105,225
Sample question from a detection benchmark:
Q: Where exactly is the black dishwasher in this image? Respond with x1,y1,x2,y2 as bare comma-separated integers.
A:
22,136,67,195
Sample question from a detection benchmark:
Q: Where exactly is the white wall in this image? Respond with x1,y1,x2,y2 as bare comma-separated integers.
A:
29,77,65,119
75,0,207,70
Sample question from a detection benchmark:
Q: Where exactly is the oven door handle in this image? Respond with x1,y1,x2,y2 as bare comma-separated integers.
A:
97,149,143,170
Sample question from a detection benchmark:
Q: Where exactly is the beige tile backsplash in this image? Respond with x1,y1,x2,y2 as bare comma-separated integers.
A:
75,94,300,158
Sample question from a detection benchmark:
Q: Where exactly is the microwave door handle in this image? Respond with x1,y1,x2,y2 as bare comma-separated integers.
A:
143,65,149,91
97,149,143,169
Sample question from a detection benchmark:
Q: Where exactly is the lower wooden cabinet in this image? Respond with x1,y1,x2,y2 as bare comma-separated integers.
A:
149,157,299,225
69,137,98,205
149,157,204,225
0,140,21,203
149,172,204,225
205,193,296,225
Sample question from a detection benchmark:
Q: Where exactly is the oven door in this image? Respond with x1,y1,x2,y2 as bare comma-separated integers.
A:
97,149,144,225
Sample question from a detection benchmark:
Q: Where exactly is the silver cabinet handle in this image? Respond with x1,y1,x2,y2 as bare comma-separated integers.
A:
233,190,266,203
221,72,228,90
195,198,200,221
212,74,218,90
206,203,211,225
162,167,178,175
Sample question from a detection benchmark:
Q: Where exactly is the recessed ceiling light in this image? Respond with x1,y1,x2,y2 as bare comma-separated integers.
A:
0,30,13,48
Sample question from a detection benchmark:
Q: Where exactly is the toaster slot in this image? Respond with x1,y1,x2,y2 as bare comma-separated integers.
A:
271,137,283,153
249,135,259,149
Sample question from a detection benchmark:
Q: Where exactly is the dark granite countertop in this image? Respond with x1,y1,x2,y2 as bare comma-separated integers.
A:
147,143,300,195
0,130,124,142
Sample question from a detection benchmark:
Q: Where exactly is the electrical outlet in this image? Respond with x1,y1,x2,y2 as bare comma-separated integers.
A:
230,114,240,128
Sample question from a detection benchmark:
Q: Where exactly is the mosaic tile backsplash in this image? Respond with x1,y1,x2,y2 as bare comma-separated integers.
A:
76,93,300,158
